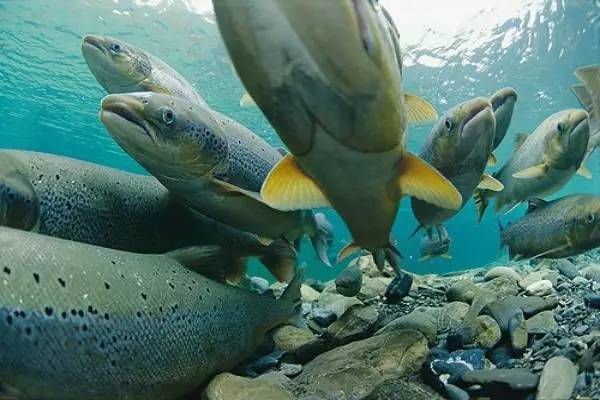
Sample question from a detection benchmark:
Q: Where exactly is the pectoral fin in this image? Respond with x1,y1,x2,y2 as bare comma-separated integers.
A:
240,91,257,107
477,173,504,191
512,163,548,179
577,164,592,179
261,154,331,210
395,152,462,210
404,93,438,124
440,253,453,260
418,255,431,262
140,81,174,95
337,242,362,263
487,153,497,166
212,179,265,203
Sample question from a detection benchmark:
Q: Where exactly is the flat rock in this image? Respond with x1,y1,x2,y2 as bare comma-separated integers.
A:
436,302,470,331
526,310,557,335
359,276,392,299
479,276,519,298
377,306,437,344
525,280,555,297
326,305,379,345
364,378,445,400
484,266,521,282
318,287,364,319
536,356,577,400
460,369,539,395
272,326,315,353
519,270,559,289
205,373,293,400
293,329,428,399
446,280,480,304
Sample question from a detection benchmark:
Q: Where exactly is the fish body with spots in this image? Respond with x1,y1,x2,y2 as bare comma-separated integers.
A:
0,227,302,400
0,150,296,282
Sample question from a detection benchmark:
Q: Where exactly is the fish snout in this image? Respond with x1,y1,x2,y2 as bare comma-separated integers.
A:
460,97,494,140
100,94,155,142
82,34,107,55
490,87,517,112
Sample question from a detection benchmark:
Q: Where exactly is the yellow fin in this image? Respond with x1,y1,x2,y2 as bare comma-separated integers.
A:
487,153,497,166
404,93,438,124
512,163,548,179
514,133,529,150
440,253,453,260
577,164,592,179
261,154,331,210
256,236,274,246
337,242,361,263
396,152,462,210
477,173,504,192
240,91,257,107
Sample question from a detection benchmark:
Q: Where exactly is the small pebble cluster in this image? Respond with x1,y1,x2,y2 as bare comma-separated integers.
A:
200,251,599,400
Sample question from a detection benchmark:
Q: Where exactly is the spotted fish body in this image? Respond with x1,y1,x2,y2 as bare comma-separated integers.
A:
0,227,301,400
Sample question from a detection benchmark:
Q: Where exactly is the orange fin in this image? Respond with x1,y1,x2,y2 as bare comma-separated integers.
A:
337,242,362,263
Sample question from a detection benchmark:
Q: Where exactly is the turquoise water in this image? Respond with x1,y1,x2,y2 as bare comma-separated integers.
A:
1,0,598,280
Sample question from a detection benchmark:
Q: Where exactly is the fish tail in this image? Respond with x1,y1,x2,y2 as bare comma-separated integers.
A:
279,268,305,327
473,188,489,222
309,212,334,267
260,239,297,282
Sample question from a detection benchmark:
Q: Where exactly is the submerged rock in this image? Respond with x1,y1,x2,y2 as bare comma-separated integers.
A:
525,280,555,297
436,302,470,331
555,259,580,280
473,315,502,349
446,280,480,304
460,369,539,396
271,326,315,353
583,264,600,283
312,308,337,327
205,373,293,400
377,307,437,345
519,270,559,289
364,378,445,400
317,288,363,319
508,311,528,353
526,310,557,335
326,305,379,345
293,330,428,399
536,356,577,400
301,284,321,303
383,273,413,304
479,276,519,298
335,264,363,297
484,266,521,282
360,276,392,299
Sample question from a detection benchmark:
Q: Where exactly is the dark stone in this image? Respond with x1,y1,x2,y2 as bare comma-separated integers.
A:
555,259,580,280
508,311,528,353
285,338,330,365
584,294,600,309
235,350,286,376
460,369,539,396
335,264,363,297
305,278,328,292
364,378,446,400
422,349,485,387
312,308,337,327
445,384,470,400
384,273,413,304
446,324,474,351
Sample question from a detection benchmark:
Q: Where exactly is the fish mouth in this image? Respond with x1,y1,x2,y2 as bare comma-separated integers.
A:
82,34,106,55
100,95,155,143
490,87,517,112
461,98,493,138
571,111,588,132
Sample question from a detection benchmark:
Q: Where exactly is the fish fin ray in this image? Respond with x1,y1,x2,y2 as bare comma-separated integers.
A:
260,239,297,282
477,173,504,191
166,245,233,281
473,188,488,222
212,179,266,203
575,64,600,89
404,93,439,124
487,153,498,166
571,84,593,112
309,212,334,267
512,163,548,179
577,164,592,179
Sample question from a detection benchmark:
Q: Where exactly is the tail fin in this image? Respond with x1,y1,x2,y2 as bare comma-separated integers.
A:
473,188,489,222
166,245,247,282
280,268,305,327
309,212,334,267
260,239,297,282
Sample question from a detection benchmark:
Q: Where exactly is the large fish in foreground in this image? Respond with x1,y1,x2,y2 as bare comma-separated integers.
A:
572,64,600,170
488,87,518,166
0,150,295,282
0,227,302,400
411,97,501,235
474,109,590,220
499,194,600,259
213,0,461,271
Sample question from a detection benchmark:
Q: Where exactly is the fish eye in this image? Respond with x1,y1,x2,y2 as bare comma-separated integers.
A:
161,107,176,125
588,214,595,224
444,118,453,132
556,122,565,134
110,43,121,53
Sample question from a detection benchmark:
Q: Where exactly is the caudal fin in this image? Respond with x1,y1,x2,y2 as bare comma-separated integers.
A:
309,212,334,267
473,188,489,222
260,239,297,282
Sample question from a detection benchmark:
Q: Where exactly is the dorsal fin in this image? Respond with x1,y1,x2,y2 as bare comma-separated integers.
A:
571,84,592,112
514,133,528,150
526,198,548,214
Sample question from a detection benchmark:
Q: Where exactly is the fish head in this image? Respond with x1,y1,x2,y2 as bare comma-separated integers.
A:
420,233,451,256
566,195,600,252
545,109,589,170
82,34,151,92
100,92,226,182
213,0,405,154
427,97,494,166
490,87,517,148
0,158,39,231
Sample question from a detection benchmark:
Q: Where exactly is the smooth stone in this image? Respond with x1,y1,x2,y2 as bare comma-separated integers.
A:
526,310,557,335
488,346,518,368
483,296,558,328
317,288,364,319
301,284,320,303
446,280,480,304
573,276,589,286
473,315,502,349
377,306,437,345
383,273,413,304
272,326,315,353
460,369,540,393
582,264,600,283
335,264,363,297
256,371,293,391
555,259,580,279
479,276,519,298
293,330,428,399
249,276,270,292
305,278,327,292
285,338,330,365
519,270,560,289
536,356,577,400
508,311,528,353
445,384,470,400
428,349,486,382
484,266,521,282
353,255,394,278
525,280,555,297
205,373,293,400
436,302,470,331
278,363,302,378
364,378,446,400
326,305,379,345
360,276,392,299
574,325,589,336
312,308,337,327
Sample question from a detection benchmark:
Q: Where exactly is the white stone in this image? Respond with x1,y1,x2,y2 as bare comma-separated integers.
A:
525,280,555,297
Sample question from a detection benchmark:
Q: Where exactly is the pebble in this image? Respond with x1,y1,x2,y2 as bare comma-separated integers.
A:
525,310,557,335
446,280,480,304
384,273,413,304
574,324,590,336
508,311,528,353
312,308,337,327
555,259,580,279
335,264,363,297
484,266,521,282
525,280,555,297
536,356,577,400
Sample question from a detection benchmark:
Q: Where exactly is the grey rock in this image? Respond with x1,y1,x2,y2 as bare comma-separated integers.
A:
256,371,293,391
205,373,293,400
335,264,363,297
508,311,528,353
312,308,337,327
555,259,580,279
301,284,320,303
583,264,600,283
278,363,302,378
285,338,330,364
536,356,577,400
377,307,437,345
305,278,327,292
519,270,560,289
437,302,470,331
293,330,428,400
484,266,521,282
445,384,470,400
317,288,363,319
383,273,413,304
446,280,480,304
326,305,379,345
525,280,555,297
573,276,589,286
479,276,520,298
574,325,590,336
579,340,600,371
359,276,392,299
271,325,315,353
364,378,445,400
526,310,557,335
460,369,540,394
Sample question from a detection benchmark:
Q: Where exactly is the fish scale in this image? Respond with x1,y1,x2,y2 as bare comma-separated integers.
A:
0,227,300,400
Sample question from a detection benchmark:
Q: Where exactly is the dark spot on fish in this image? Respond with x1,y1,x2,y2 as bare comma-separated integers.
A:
104,282,110,290
158,306,163,312
82,324,88,332
120,274,125,279
104,313,110,320
206,287,211,294
61,311,67,319
45,307,53,316
111,261,116,265
6,315,12,325
111,360,117,367
141,293,147,300
33,273,40,283
168,282,174,289
3,267,10,275
55,174,60,180
136,311,142,318
24,327,32,335
88,306,94,313
78,310,84,317
58,278,66,287
71,309,77,316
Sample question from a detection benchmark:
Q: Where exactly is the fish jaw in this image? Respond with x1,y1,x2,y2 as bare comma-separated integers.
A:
490,87,517,150
459,98,495,146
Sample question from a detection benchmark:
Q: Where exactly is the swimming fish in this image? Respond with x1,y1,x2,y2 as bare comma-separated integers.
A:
411,97,500,234
213,0,461,272
498,194,600,260
0,150,296,282
99,92,332,267
488,87,518,166
81,34,207,106
419,232,452,261
572,64,599,173
474,109,590,220
0,227,302,400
